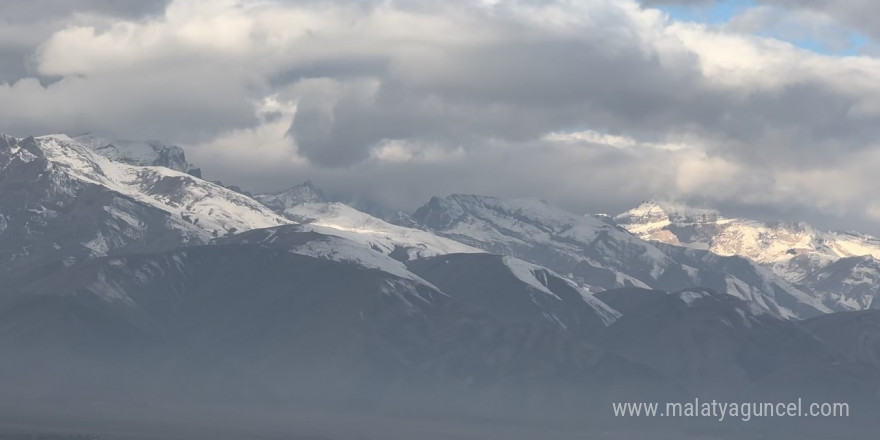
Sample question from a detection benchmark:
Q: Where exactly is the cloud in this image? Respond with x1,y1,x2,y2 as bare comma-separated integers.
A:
642,0,877,49
757,0,880,41
0,0,171,22
3,0,880,232
639,0,714,5
725,5,860,53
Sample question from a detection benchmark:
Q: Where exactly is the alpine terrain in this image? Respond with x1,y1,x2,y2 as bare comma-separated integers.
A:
615,200,880,312
0,133,878,439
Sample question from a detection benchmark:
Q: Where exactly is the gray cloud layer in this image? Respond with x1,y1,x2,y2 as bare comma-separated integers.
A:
0,0,170,21
761,0,880,40
2,0,880,233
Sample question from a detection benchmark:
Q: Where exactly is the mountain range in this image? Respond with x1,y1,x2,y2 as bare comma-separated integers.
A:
615,200,880,312
1,133,878,439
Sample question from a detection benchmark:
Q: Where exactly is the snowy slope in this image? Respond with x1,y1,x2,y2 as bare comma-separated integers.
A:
500,256,621,326
410,194,828,319
615,200,880,311
283,202,483,260
254,181,327,212
0,134,289,272
616,200,880,275
0,136,480,292
219,226,436,285
70,134,197,174
222,209,626,327
34,134,289,239
412,195,668,284
224,226,620,330
800,255,880,311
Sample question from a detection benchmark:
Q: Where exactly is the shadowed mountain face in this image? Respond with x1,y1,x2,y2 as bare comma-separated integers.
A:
596,288,879,400
3,243,878,437
0,238,673,422
804,310,880,368
406,253,620,338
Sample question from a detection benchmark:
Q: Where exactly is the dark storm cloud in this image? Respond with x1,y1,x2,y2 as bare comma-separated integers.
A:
0,50,31,83
0,0,172,87
289,29,876,171
679,81,880,168
289,20,710,167
0,0,171,22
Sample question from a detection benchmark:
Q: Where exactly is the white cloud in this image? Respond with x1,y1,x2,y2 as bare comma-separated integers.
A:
544,130,639,149
188,95,304,173
726,5,858,53
674,151,744,196
370,139,466,163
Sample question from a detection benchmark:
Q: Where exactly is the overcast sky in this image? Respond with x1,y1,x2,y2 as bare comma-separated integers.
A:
2,0,880,231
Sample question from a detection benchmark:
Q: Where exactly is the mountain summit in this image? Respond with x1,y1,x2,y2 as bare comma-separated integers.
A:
255,180,327,212
2,134,880,438
409,194,829,319
614,200,880,311
67,134,200,175
0,133,289,273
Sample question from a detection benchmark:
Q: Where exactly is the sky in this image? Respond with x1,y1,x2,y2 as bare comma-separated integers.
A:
2,0,880,232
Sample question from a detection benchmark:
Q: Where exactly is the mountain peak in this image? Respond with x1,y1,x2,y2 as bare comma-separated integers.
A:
412,194,584,233
407,193,828,319
615,199,722,226
64,134,196,173
0,133,290,273
0,133,19,149
613,199,880,312
636,198,663,208
625,198,669,216
255,181,328,213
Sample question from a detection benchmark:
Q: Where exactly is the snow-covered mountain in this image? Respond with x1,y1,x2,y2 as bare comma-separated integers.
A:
255,182,421,228
799,255,880,311
0,134,289,273
617,200,880,268
5,133,880,437
615,200,880,311
409,194,829,319
0,131,850,320
282,202,482,260
218,224,466,287
254,180,327,212
69,134,200,175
